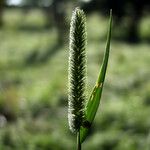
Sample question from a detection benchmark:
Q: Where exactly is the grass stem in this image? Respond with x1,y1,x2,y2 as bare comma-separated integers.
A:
77,129,81,150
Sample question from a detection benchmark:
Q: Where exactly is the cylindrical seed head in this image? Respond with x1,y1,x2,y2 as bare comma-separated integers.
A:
68,7,87,133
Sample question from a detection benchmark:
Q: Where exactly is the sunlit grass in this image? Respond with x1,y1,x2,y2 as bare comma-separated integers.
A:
0,9,149,150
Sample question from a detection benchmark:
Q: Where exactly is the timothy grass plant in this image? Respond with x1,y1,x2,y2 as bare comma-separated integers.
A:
68,7,112,150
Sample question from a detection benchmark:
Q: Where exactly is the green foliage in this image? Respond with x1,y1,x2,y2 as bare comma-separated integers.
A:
68,8,112,150
80,10,112,143
0,86,20,120
0,8,150,150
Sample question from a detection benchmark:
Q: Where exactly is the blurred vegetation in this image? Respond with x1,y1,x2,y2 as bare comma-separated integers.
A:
80,0,150,43
0,1,150,150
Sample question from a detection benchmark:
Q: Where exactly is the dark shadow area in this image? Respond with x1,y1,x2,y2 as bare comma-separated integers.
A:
25,43,62,65
81,0,150,43
17,25,52,32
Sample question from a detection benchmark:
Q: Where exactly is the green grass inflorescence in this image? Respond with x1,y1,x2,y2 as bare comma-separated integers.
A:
68,8,87,133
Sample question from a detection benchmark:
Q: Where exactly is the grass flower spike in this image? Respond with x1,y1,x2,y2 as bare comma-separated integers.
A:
68,7,112,150
68,8,87,133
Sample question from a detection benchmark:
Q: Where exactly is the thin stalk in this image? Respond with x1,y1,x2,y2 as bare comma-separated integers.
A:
77,129,81,150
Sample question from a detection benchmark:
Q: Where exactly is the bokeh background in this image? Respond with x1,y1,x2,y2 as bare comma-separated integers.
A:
0,0,150,150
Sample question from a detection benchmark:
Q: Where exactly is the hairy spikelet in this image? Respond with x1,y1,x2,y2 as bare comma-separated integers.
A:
68,7,87,133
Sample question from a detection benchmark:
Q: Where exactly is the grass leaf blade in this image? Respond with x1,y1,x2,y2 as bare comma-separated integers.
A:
80,10,112,143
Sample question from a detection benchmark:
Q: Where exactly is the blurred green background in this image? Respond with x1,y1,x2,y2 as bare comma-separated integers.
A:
0,0,150,150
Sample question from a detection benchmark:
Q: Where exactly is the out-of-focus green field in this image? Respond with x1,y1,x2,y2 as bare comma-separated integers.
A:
0,9,150,150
